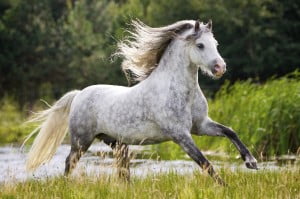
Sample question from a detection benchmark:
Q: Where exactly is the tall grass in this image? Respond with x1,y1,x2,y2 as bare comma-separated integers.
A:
1,168,299,199
207,72,300,156
0,97,27,144
153,72,300,159
0,97,41,145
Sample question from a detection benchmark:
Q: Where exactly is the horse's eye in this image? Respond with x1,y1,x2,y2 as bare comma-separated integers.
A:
197,43,204,50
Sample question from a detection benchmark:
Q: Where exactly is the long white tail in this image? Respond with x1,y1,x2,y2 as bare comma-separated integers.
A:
24,90,80,171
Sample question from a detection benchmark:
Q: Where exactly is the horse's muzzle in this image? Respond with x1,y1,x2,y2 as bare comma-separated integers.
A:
212,59,226,77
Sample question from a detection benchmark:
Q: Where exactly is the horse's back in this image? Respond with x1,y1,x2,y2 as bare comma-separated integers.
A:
72,84,130,105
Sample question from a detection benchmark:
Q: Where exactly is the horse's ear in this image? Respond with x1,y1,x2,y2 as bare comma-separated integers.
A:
185,20,201,41
195,20,200,32
207,19,212,31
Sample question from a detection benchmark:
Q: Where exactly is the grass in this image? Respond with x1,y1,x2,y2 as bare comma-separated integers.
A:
1,168,299,199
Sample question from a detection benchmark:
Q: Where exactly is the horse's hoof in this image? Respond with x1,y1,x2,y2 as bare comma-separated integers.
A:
246,162,258,169
245,156,259,170
218,179,228,187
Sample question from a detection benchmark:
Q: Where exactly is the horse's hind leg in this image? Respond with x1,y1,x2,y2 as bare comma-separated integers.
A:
65,132,95,175
65,148,80,176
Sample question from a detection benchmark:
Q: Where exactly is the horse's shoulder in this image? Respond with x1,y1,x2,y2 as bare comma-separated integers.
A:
191,87,208,119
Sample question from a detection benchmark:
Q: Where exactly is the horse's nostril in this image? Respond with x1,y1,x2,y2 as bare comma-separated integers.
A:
214,64,222,71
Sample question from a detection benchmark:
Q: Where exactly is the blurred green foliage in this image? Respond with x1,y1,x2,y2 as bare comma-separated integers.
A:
0,96,35,144
0,0,299,105
153,72,300,157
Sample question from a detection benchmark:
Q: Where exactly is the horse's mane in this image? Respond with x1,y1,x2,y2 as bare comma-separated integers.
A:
116,20,194,84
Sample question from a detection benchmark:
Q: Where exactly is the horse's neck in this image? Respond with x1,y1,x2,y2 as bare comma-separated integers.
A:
146,41,199,90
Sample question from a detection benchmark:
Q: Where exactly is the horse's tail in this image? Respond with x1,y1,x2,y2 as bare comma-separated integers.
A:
24,90,80,172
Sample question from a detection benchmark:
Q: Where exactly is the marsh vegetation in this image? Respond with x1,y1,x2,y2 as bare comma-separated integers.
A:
1,168,299,199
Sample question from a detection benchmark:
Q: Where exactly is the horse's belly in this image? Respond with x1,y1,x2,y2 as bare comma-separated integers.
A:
102,121,171,145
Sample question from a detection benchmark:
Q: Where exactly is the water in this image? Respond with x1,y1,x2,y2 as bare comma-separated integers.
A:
0,143,298,184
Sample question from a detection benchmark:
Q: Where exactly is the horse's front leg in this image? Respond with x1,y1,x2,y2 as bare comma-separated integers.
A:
99,135,131,181
113,142,130,181
166,129,226,185
195,118,258,169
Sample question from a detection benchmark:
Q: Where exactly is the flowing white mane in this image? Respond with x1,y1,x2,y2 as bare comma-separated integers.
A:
116,20,195,83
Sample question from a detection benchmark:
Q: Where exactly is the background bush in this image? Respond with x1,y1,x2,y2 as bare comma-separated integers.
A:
0,97,32,144
0,0,299,105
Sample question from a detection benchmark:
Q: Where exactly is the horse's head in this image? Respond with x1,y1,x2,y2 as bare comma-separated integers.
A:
184,20,226,78
117,19,226,83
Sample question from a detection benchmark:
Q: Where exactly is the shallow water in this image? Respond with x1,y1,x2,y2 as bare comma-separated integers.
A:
0,142,298,184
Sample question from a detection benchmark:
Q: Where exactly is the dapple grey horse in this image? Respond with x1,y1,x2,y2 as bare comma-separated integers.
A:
25,20,258,185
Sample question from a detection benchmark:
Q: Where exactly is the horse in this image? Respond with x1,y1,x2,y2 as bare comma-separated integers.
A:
24,19,258,185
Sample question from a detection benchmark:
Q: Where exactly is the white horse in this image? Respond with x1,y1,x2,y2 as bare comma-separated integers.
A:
25,20,258,185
